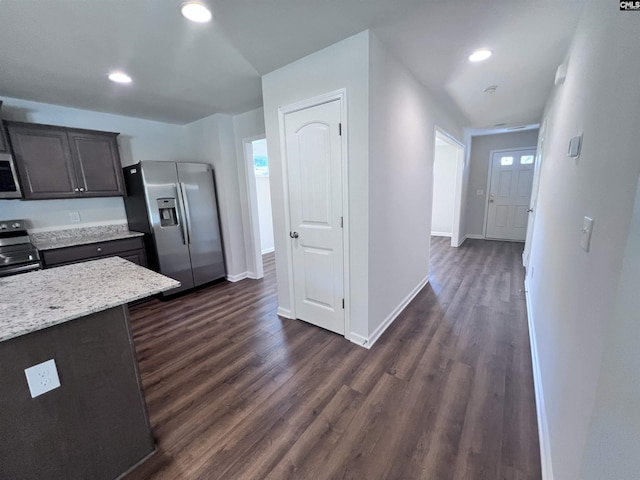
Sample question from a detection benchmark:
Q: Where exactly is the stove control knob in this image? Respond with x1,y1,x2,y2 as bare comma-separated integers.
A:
0,224,6,230
11,222,21,229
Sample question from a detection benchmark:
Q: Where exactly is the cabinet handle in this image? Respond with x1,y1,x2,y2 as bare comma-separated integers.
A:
80,187,85,192
74,188,80,192
96,247,102,252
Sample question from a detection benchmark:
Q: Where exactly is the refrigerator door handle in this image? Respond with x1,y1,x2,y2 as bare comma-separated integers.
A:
176,183,189,245
180,182,193,245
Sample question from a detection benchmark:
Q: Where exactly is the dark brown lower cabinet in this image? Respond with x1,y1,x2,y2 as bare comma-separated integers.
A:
41,237,147,269
0,305,155,480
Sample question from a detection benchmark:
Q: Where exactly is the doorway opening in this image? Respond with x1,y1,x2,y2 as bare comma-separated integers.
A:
243,137,274,279
431,128,465,248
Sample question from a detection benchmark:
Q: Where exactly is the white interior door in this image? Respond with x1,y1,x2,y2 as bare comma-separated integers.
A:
284,99,344,335
523,124,545,266
486,148,536,241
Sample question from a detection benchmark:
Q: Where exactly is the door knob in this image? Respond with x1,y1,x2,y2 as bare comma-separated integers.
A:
289,231,299,239
527,208,534,213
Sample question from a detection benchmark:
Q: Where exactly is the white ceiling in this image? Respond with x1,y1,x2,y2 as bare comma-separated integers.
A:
0,0,586,127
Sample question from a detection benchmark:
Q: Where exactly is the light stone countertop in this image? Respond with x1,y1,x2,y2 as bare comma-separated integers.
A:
0,257,180,343
30,224,145,251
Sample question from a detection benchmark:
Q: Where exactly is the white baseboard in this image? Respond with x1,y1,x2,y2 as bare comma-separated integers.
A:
246,271,259,280
454,236,467,247
366,274,430,349
465,234,484,240
431,231,452,238
261,247,275,255
524,278,554,480
346,332,369,348
226,272,248,282
276,306,293,319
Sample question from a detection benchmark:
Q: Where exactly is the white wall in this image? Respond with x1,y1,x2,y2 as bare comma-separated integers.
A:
185,113,247,278
262,31,370,338
580,177,640,479
0,96,191,230
464,129,539,237
233,107,266,277
255,176,274,254
526,2,640,478
367,32,463,340
431,143,458,236
252,139,274,254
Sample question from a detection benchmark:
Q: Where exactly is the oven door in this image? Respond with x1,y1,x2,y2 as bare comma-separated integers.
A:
0,153,22,199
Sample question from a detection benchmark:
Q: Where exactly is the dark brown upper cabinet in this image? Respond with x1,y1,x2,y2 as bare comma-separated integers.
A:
5,121,125,199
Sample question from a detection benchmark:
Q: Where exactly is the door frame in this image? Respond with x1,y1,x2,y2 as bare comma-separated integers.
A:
432,126,465,247
523,121,546,267
242,135,268,279
482,146,537,240
277,89,350,338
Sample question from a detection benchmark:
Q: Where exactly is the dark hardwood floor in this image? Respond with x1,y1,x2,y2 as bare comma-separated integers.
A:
125,237,540,480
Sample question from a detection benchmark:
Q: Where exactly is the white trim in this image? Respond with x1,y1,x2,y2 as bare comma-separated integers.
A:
465,234,484,240
525,278,554,480
226,272,249,282
278,89,351,339
261,247,275,255
276,306,293,319
483,146,537,239
242,135,268,280
365,274,430,350
346,332,369,348
431,231,452,238
454,236,467,247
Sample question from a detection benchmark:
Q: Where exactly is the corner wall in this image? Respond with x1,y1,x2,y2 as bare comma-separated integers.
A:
526,2,640,478
261,31,370,339
367,32,463,341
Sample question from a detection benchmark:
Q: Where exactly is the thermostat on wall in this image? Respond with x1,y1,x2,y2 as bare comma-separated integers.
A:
568,135,582,158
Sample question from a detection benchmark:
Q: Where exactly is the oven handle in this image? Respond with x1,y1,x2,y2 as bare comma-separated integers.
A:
0,262,41,277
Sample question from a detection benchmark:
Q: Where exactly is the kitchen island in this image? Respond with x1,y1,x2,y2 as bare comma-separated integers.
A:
0,257,179,480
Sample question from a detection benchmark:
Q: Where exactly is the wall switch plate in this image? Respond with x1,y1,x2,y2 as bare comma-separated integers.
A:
25,359,61,398
568,135,582,158
69,211,81,223
581,216,594,252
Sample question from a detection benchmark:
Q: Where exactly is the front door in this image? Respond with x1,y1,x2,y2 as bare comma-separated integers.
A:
284,99,344,334
486,148,536,241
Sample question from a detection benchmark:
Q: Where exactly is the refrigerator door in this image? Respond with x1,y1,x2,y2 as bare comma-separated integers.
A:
141,161,194,293
176,162,225,286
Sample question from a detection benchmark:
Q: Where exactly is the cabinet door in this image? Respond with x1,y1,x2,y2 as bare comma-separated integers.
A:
6,123,78,199
67,131,124,196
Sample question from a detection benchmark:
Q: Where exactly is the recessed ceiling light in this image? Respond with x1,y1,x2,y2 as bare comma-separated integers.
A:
180,1,212,23
469,49,493,62
108,71,132,84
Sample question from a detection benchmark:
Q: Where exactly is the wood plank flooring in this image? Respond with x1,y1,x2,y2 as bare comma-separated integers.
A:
125,237,540,480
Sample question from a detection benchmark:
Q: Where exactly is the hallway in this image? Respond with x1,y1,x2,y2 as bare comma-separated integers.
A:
126,239,540,479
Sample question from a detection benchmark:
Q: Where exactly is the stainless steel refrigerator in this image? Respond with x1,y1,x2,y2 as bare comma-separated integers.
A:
123,161,225,295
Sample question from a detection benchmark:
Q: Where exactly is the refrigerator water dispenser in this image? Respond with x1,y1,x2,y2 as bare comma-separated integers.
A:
157,198,178,227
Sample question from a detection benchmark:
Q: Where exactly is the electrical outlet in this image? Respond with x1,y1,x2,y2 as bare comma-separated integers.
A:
69,211,81,223
24,359,61,398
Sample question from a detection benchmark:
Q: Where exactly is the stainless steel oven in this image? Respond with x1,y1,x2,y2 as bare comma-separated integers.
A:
0,152,22,199
0,220,41,277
